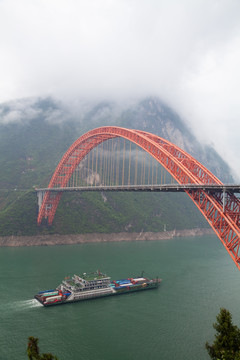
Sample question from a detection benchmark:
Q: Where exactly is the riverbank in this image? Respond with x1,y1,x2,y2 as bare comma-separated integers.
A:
0,228,214,247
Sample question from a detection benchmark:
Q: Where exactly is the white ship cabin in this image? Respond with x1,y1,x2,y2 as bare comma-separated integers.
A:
61,272,111,292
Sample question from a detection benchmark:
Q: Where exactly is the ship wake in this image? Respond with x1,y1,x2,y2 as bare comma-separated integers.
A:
5,299,42,313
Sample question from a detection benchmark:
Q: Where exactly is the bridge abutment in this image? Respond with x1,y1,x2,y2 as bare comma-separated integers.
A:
37,190,46,214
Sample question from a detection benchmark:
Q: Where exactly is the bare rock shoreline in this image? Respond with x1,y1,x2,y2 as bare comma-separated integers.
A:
0,228,214,247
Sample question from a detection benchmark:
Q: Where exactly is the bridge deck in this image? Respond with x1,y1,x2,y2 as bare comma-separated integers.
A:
36,184,240,193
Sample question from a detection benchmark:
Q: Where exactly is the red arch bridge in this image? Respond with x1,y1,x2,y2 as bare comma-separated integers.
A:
37,126,240,270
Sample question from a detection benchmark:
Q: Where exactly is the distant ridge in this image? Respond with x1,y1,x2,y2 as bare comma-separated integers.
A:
0,96,233,236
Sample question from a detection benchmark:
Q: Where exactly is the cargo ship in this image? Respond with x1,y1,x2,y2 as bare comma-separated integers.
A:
34,271,161,307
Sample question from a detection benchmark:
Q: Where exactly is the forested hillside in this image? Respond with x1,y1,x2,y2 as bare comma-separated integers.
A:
0,97,232,236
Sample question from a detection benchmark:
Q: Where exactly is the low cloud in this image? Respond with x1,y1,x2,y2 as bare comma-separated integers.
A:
0,0,240,177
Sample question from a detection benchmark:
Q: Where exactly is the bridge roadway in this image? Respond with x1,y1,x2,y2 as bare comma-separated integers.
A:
36,184,240,193
36,184,240,214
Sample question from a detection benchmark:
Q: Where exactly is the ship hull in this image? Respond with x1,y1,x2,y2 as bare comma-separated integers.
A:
35,280,161,307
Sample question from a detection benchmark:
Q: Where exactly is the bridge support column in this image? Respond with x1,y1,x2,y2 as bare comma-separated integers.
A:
223,188,226,213
37,190,46,214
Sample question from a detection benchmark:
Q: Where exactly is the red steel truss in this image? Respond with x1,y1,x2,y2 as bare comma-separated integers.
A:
37,126,240,270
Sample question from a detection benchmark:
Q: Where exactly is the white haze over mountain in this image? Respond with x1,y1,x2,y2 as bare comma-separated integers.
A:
0,0,240,178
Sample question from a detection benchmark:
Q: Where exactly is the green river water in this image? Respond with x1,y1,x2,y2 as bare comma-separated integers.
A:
1,235,240,360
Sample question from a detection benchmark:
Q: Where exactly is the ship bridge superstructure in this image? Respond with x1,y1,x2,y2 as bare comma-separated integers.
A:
60,271,111,293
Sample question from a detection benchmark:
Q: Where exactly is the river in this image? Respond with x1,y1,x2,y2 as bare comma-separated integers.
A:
1,235,240,360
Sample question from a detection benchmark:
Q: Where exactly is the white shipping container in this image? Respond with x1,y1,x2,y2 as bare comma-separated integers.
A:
45,295,62,303
133,278,146,282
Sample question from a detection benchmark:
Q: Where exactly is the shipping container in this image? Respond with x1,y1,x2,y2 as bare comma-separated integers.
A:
45,295,62,303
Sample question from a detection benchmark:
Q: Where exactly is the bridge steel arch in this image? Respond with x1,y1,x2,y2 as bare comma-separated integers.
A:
37,126,240,270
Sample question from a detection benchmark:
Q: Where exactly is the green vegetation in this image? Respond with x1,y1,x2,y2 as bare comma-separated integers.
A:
0,97,231,237
0,189,208,236
27,337,58,360
206,308,240,360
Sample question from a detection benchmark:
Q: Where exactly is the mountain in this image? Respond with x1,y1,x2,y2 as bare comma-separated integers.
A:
0,96,233,236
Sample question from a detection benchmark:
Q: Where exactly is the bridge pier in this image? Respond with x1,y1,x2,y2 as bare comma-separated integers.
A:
223,188,226,213
37,190,46,214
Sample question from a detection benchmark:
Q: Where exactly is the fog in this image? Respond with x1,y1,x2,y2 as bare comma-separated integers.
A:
0,0,240,177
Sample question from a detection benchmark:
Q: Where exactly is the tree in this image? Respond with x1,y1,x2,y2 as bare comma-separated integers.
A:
27,337,59,360
206,308,240,360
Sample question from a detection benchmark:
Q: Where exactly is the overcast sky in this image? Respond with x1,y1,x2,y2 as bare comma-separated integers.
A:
0,0,240,178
